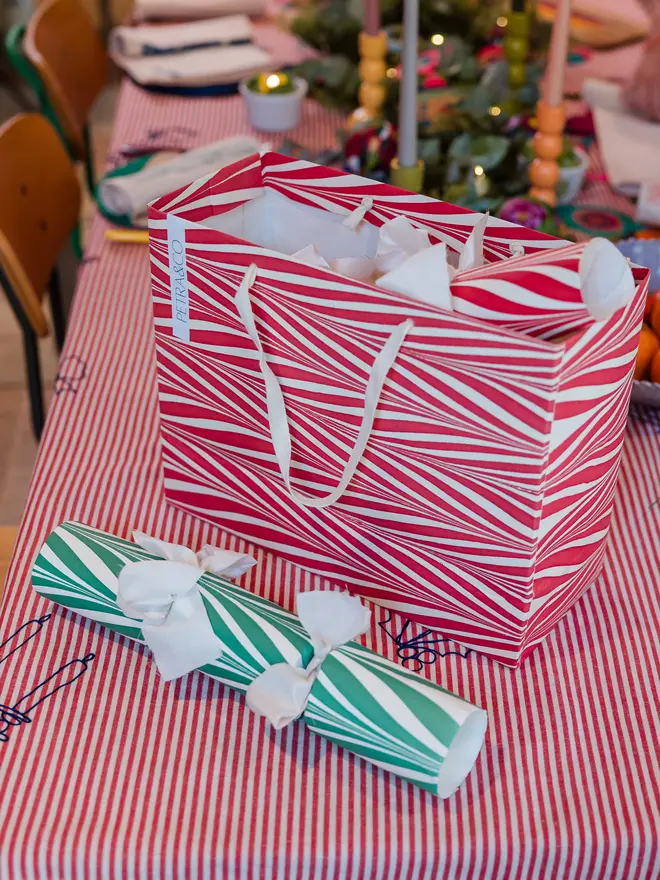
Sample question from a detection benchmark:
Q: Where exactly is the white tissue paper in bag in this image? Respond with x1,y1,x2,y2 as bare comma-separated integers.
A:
378,242,455,310
292,213,492,312
376,215,487,310
375,215,431,274
292,245,377,282
457,213,488,273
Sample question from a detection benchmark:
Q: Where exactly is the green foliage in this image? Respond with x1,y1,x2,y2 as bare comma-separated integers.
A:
448,133,509,170
290,0,361,61
290,0,552,206
296,55,360,111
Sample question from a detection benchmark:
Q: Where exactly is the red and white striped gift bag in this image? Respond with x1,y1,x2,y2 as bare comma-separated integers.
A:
146,153,648,667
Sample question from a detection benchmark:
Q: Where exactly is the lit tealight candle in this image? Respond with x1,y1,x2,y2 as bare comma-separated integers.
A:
473,164,489,197
257,71,289,94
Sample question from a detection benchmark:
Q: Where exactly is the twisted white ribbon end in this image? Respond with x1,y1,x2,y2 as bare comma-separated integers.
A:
245,590,371,729
117,533,257,682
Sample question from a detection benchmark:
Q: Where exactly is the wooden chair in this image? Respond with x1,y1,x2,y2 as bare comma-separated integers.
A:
5,24,68,144
0,527,18,605
0,114,81,440
23,0,108,196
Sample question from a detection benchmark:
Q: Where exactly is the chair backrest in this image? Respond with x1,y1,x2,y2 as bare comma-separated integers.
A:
4,24,68,144
0,114,81,337
24,0,107,160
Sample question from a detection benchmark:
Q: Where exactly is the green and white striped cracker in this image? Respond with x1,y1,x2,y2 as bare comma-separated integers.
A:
32,521,487,795
305,642,487,796
32,521,314,691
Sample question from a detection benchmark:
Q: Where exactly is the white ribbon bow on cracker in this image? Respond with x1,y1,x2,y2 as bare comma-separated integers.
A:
117,532,256,681
245,591,371,729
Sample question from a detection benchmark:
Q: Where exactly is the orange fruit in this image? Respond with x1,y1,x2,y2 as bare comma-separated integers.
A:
651,296,660,338
634,324,660,380
651,349,660,384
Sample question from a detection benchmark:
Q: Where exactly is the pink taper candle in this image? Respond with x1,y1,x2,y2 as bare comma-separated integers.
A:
544,0,572,106
363,0,380,36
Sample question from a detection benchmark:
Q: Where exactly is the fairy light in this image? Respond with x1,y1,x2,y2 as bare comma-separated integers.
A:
474,165,485,176
489,106,502,117
266,74,281,89
431,34,444,46
386,67,398,78
497,15,508,27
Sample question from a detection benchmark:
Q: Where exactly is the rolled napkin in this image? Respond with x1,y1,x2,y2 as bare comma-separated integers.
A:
32,522,488,797
133,0,267,20
98,135,264,226
109,16,252,59
111,42,272,89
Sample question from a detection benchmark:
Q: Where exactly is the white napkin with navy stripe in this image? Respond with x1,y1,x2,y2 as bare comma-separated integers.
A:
110,16,253,59
111,43,271,88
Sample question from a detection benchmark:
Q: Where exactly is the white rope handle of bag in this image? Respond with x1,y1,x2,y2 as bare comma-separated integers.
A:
235,264,414,510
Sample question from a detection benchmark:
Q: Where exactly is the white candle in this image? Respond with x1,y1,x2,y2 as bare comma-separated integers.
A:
398,0,419,168
544,0,572,106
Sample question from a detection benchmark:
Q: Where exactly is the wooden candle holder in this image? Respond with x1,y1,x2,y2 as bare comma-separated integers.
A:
346,31,388,128
505,10,529,95
529,100,565,206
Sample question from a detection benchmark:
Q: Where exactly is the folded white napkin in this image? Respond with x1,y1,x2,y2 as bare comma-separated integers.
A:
98,135,264,226
582,77,660,197
133,0,267,20
111,42,271,88
110,16,252,59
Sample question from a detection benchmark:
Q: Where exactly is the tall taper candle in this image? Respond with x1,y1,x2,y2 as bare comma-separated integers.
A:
528,0,570,204
364,0,380,36
398,0,419,168
544,0,571,106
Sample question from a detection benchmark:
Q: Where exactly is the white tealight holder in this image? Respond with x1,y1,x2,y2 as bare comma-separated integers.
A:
557,145,589,205
239,76,308,133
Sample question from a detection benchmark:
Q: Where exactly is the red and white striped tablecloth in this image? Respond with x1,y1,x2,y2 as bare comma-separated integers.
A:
0,79,659,879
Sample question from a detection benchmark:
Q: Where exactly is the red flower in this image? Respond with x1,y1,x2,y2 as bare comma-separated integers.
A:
422,73,447,89
478,44,503,64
